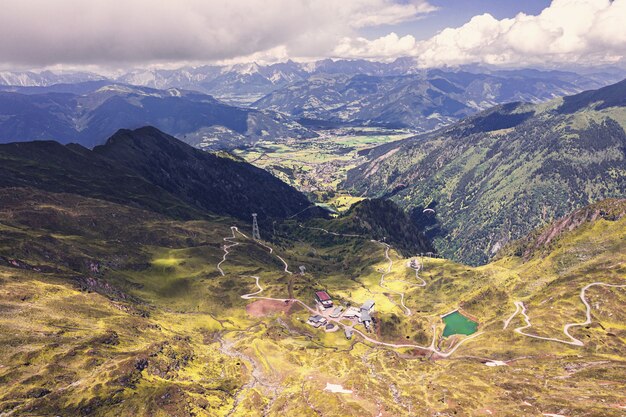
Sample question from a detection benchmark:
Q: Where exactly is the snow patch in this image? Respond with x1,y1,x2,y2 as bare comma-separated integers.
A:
324,383,352,394
485,360,507,367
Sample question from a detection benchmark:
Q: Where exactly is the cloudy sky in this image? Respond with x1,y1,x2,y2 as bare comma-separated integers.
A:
0,0,624,70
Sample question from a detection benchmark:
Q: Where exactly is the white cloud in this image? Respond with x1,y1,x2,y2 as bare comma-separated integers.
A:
334,33,418,60
334,0,626,67
0,0,435,68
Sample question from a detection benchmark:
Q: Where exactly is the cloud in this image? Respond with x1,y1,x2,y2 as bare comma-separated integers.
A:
0,0,435,68
334,33,418,60
335,0,626,67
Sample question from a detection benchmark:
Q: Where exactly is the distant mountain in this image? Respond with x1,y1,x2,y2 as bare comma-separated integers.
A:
253,69,623,132
3,61,619,109
0,83,315,149
0,126,313,220
345,78,626,265
113,59,419,105
115,61,309,105
0,69,106,87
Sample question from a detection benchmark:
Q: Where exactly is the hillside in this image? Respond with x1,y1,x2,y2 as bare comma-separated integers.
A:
291,199,434,257
0,185,624,416
0,84,315,149
0,127,313,220
345,79,626,265
498,198,626,260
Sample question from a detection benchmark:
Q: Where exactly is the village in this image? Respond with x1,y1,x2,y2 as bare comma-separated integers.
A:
306,290,376,340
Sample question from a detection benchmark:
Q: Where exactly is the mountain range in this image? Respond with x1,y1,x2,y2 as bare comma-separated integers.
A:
0,59,421,104
0,63,622,150
253,68,624,132
0,83,315,149
345,78,626,265
1,60,626,417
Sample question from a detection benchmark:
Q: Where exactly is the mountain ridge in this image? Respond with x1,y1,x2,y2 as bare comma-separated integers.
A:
252,69,622,132
345,78,626,265
0,126,314,221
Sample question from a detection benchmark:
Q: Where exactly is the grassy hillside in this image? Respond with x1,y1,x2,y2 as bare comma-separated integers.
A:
0,186,624,416
345,80,626,265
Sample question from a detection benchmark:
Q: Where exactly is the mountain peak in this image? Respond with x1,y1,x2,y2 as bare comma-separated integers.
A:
94,126,313,219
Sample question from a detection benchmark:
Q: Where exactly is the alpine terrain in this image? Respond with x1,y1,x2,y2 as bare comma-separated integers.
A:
1,1,626,416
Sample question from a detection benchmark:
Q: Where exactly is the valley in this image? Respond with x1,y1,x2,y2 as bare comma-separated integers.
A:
232,127,412,209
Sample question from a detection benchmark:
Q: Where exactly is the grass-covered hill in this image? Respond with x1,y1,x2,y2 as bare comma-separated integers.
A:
345,78,626,265
0,183,624,416
0,127,313,221
290,198,435,257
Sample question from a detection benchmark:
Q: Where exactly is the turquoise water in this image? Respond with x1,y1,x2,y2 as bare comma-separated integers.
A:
442,311,478,337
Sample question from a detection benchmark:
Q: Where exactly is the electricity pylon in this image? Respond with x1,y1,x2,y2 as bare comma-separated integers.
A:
252,213,261,240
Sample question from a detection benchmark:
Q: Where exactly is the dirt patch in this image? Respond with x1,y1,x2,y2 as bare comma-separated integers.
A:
246,299,297,317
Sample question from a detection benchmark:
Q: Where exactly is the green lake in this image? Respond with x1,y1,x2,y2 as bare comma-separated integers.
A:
442,311,478,337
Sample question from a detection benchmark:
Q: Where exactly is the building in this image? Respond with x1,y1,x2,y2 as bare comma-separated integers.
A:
359,300,375,332
360,311,372,331
307,315,328,328
344,328,353,340
343,306,361,320
359,311,372,323
314,290,333,309
360,300,375,313
329,306,344,318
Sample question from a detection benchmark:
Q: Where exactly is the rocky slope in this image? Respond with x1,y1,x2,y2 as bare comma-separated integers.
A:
499,198,626,260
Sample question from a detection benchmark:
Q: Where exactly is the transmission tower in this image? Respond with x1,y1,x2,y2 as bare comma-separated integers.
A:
252,213,261,240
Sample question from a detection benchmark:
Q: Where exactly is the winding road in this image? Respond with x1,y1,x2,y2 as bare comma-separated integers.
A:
221,227,481,358
239,274,482,358
299,225,427,317
504,282,626,346
224,224,623,356
218,226,292,275
297,224,364,238
217,227,243,276
376,242,413,316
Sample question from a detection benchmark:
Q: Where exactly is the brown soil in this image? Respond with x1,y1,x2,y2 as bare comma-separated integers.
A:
246,299,297,317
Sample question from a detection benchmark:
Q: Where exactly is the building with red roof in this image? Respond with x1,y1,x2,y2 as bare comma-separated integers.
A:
314,290,333,308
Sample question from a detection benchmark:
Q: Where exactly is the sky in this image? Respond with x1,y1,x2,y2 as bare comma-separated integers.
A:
0,0,624,71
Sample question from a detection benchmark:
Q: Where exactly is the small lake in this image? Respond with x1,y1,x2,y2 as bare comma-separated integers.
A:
442,311,478,337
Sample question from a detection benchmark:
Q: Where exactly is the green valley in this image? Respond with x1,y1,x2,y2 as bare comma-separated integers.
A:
232,128,412,210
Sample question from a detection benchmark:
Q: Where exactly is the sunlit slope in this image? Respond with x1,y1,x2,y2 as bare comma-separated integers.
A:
0,189,624,416
345,79,626,265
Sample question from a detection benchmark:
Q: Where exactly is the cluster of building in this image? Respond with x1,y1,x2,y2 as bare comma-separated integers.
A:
307,290,376,337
